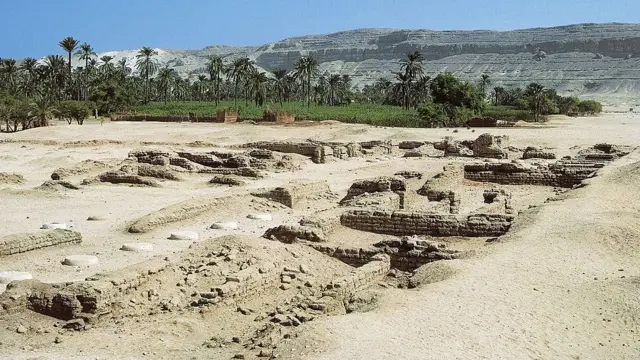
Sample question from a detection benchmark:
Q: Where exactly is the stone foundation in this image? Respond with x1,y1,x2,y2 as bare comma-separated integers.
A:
306,238,461,271
0,230,82,257
251,180,331,208
473,133,509,159
340,210,514,237
340,176,406,208
464,161,601,187
321,254,390,298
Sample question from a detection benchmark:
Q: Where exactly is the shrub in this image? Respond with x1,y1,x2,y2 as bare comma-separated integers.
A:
576,100,602,115
58,101,91,125
418,102,449,127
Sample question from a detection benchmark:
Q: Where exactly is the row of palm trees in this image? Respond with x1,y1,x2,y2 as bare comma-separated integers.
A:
0,36,351,110
2,36,463,117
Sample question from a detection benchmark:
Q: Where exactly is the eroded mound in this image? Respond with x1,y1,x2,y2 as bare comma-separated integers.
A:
0,172,25,185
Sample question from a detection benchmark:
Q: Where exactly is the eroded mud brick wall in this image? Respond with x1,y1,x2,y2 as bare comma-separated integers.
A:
322,255,391,299
255,181,331,208
11,257,171,320
464,162,600,187
244,142,333,164
340,210,514,237
0,230,82,257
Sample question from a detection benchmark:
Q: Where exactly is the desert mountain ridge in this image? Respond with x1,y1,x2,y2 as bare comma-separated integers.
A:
65,22,640,105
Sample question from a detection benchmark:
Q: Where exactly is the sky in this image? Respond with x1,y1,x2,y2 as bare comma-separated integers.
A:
1,0,639,58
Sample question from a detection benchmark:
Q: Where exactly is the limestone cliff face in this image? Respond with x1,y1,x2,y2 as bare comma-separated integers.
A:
82,23,640,104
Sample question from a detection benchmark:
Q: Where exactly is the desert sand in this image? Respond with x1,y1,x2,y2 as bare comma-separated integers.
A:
0,113,638,360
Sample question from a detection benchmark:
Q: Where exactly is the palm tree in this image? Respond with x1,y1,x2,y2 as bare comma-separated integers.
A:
206,56,225,105
42,55,67,100
248,69,268,106
327,74,342,106
75,43,96,99
412,75,431,108
524,82,546,121
18,58,39,97
400,51,425,83
293,56,319,107
30,93,57,128
270,69,288,107
196,74,207,100
136,47,159,104
391,72,411,109
228,58,248,106
116,58,132,80
491,86,506,106
1,58,19,94
238,57,255,105
59,37,79,84
479,74,491,97
156,66,175,104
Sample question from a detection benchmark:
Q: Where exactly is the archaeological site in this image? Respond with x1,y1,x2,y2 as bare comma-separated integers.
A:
1,113,639,360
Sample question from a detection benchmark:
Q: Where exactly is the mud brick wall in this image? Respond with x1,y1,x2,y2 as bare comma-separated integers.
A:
176,152,223,167
340,210,514,237
522,147,556,159
263,225,326,243
0,257,171,320
399,141,425,149
216,110,238,123
243,141,335,164
305,244,379,267
464,162,598,188
253,181,330,208
198,167,265,178
299,210,341,235
111,114,222,123
341,176,407,208
211,261,280,304
0,230,82,257
321,255,390,299
341,192,402,210
473,134,509,159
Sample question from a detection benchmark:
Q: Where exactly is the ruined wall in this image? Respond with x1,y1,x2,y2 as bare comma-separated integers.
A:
340,176,407,208
321,254,390,298
0,230,82,257
473,134,509,159
110,114,227,123
340,210,514,237
522,147,557,159
243,141,338,164
299,210,341,235
464,161,600,187
252,181,331,208
0,257,170,320
263,225,326,243
307,240,460,271
209,261,280,304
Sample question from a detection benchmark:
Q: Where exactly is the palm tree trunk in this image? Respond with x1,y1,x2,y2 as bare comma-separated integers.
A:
308,77,311,108
68,52,72,98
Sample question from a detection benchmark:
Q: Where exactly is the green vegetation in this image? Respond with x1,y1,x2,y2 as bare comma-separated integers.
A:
136,101,422,127
0,35,604,132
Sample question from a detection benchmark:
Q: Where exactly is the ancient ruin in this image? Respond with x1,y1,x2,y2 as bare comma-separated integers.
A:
0,119,637,359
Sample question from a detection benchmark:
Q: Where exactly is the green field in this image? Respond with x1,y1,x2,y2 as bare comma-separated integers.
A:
134,101,424,127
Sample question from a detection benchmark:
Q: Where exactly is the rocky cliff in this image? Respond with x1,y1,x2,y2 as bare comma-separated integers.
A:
77,23,640,104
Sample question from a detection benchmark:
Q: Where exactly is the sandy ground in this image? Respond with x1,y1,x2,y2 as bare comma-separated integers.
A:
0,113,638,359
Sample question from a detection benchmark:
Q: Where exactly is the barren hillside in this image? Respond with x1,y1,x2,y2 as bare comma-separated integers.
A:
69,23,640,105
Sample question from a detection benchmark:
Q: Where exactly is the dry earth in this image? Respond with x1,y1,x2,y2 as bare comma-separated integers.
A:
0,114,638,360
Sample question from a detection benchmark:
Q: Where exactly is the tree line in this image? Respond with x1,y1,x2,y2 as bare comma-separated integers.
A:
0,36,602,131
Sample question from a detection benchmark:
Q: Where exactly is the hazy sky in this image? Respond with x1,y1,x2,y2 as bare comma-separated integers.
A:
1,0,638,58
